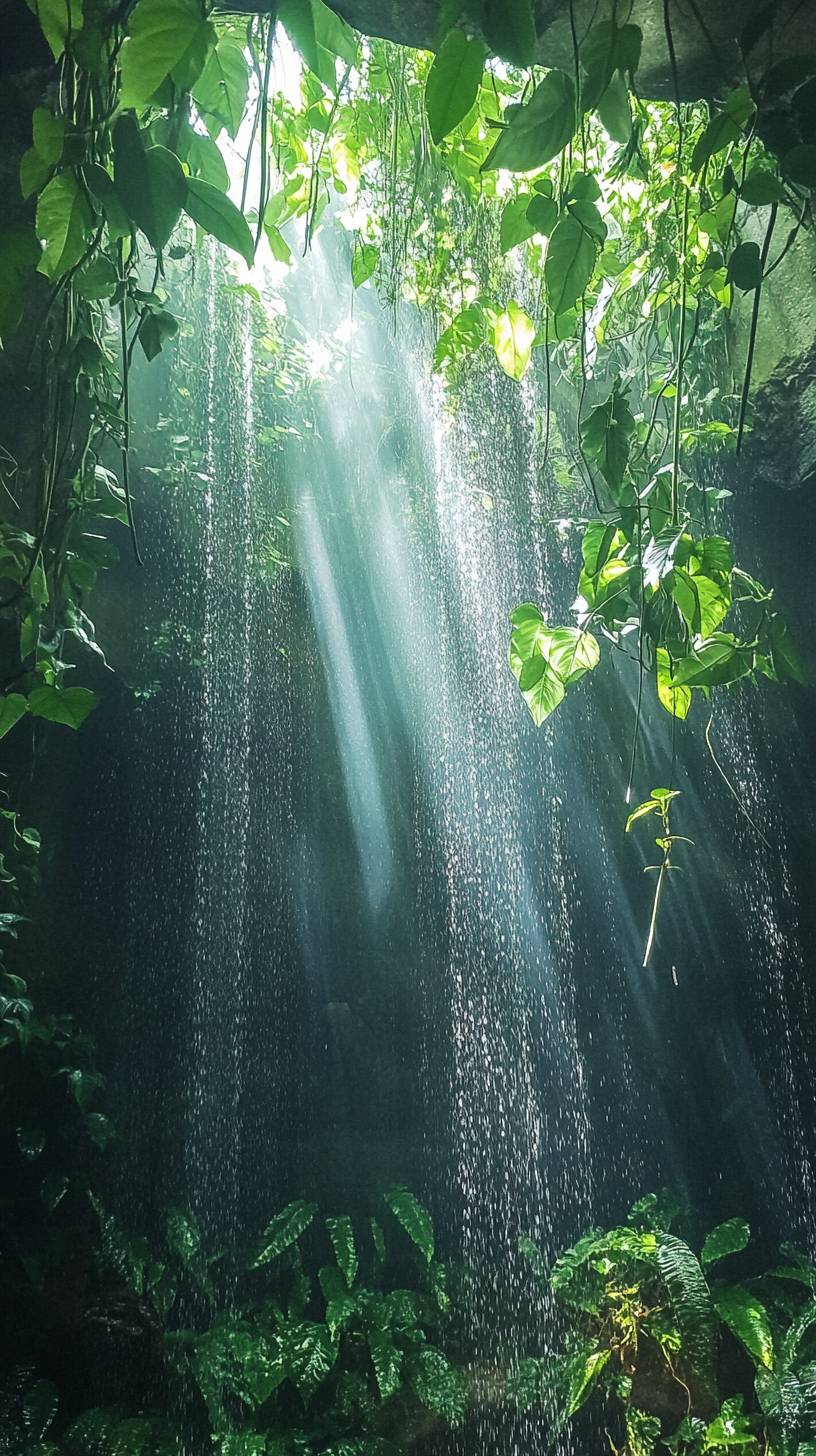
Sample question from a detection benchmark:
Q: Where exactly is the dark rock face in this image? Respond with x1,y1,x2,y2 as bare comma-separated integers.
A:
287,0,816,102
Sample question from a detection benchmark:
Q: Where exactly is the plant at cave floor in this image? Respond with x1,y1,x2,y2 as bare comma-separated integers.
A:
509,1190,816,1456
11,1186,468,1455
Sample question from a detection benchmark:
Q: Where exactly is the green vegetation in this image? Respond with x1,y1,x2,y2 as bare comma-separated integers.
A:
512,1192,816,1456
8,1183,467,1454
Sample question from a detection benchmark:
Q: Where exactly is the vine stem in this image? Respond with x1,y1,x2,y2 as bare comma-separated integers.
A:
670,187,688,528
117,241,143,566
736,202,778,455
642,804,672,968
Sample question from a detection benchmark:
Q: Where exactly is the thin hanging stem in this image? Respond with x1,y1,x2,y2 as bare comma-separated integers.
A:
736,202,778,455
117,240,143,566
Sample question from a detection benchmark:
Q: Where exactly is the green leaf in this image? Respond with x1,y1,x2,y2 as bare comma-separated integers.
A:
626,799,660,830
566,1348,610,1416
192,37,249,139
139,309,179,362
120,0,213,110
408,1346,466,1424
740,169,786,205
492,301,536,380
187,131,230,191
669,635,751,688
84,1112,115,1148
767,614,807,684
597,73,631,142
184,178,255,266
511,651,566,724
23,1381,58,1441
352,242,378,287
546,627,600,683
278,0,358,88
713,1285,774,1370
368,1330,403,1400
251,1199,318,1267
580,381,635,494
545,212,597,313
432,303,486,371
500,195,537,252
526,192,558,236
28,685,97,729
326,1215,358,1288
483,70,576,172
165,1206,203,1264
425,29,486,144
656,1233,717,1389
701,1218,750,1267
642,527,683,588
727,242,764,292
384,1187,434,1263
75,254,117,300
27,0,84,61
0,694,28,740
36,174,93,281
482,0,536,68
113,117,186,251
0,226,42,338
656,649,692,720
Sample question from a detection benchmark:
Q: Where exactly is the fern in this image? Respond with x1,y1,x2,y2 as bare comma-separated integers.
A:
656,1233,718,1390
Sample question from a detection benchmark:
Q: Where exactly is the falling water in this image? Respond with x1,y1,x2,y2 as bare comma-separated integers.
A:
60,215,816,1449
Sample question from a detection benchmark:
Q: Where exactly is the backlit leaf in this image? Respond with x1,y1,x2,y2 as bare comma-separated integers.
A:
425,29,486,145
545,212,597,314
713,1284,774,1369
492,301,535,380
702,1218,750,1267
184,178,255,266
120,0,213,110
483,70,576,172
36,175,93,281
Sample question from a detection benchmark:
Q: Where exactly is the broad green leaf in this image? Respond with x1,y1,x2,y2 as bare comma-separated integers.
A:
656,648,692,719
597,73,631,142
27,0,84,60
251,1199,318,1267
508,602,550,662
741,169,786,205
767,614,807,684
265,223,292,265
566,1348,610,1416
184,178,255,266
36,175,93,281
408,1346,466,1424
28,685,97,729
669,635,751,688
492,301,535,380
713,1285,774,1369
33,108,65,166
75,254,117,300
165,1206,202,1263
278,0,358,88
352,242,378,287
580,381,635,495
545,212,597,314
0,694,28,740
483,70,576,172
368,1329,403,1400
546,627,600,684
384,1187,434,1263
581,19,642,105
425,29,486,144
84,1111,115,1148
326,1215,358,1288
433,303,486,371
0,226,41,338
526,192,558,237
139,309,179,361
727,242,763,292
120,0,213,110
511,652,565,725
582,521,621,577
642,527,683,588
482,0,536,68
192,38,249,139
701,1218,750,1267
626,799,660,830
500,195,537,252
187,132,230,191
113,117,186,251
318,1264,357,1334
